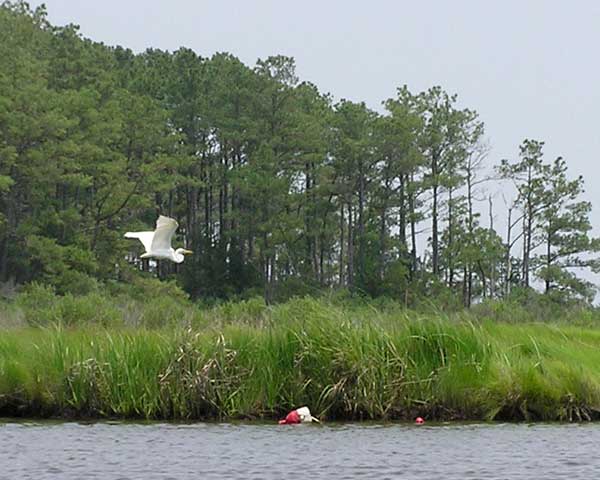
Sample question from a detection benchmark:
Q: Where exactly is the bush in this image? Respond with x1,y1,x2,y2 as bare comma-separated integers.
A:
25,235,99,295
209,296,268,326
121,296,203,329
0,301,25,328
469,289,600,326
15,283,121,327
15,282,57,326
272,277,322,303
57,270,101,296
54,293,122,327
107,275,189,303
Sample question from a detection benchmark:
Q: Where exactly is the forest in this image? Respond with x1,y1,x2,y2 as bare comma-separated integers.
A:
1,1,599,311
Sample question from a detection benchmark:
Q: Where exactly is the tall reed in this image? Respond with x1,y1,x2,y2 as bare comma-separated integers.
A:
2,298,600,421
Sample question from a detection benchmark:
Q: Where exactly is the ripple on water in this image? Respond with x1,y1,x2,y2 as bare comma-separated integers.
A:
0,421,599,479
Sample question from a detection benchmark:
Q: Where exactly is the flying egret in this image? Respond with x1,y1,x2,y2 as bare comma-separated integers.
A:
124,215,193,263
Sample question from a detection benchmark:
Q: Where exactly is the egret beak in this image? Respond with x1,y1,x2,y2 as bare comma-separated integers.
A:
182,249,193,255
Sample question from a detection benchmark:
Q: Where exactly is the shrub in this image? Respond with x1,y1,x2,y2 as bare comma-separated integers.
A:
54,293,122,327
129,296,202,329
15,282,57,326
15,284,121,327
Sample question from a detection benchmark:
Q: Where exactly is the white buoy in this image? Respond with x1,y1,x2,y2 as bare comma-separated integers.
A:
296,406,320,423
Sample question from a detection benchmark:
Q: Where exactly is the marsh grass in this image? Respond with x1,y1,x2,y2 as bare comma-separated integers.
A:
2,297,600,421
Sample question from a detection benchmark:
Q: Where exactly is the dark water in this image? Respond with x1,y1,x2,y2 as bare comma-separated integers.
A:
0,420,597,479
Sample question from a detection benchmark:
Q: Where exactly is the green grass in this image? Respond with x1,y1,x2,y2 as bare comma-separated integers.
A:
2,297,600,421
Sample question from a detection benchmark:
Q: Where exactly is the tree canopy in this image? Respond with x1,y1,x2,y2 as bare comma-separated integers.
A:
1,1,598,306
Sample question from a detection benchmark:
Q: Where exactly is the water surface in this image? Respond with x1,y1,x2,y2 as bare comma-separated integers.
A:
0,420,596,479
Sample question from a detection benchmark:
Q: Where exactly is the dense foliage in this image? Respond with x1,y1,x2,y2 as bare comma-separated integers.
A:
1,1,599,306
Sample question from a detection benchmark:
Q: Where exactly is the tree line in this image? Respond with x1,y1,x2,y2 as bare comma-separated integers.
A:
1,1,598,305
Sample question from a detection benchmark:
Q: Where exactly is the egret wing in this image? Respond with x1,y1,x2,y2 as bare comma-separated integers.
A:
150,215,178,252
124,231,154,253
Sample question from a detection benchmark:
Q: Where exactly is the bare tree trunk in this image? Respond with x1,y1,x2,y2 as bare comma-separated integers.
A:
462,265,470,307
379,178,390,282
357,163,365,286
409,174,418,278
432,183,439,276
319,236,325,286
478,260,487,298
522,164,533,288
399,175,406,249
522,213,529,287
448,186,454,287
506,207,513,297
488,195,495,298
545,222,552,293
379,207,386,281
466,161,474,307
0,187,15,281
339,203,345,286
347,203,354,289
0,233,10,282
431,152,440,277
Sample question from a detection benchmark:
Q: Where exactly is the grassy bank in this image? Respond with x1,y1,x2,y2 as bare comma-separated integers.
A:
2,296,600,422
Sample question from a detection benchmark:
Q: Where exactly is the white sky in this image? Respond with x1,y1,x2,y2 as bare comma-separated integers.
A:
30,0,600,288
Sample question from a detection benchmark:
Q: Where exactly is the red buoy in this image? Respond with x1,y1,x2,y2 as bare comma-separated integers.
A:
415,417,425,425
278,406,320,424
278,410,301,425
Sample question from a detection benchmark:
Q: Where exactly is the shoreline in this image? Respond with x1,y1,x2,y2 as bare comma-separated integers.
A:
2,416,598,425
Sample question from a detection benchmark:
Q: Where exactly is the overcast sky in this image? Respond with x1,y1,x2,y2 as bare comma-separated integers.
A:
30,0,600,284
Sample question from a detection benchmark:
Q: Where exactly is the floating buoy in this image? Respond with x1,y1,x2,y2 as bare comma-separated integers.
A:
278,409,300,425
278,406,320,424
415,416,425,425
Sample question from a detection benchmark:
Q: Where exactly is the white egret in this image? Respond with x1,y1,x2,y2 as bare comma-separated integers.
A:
124,215,193,263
